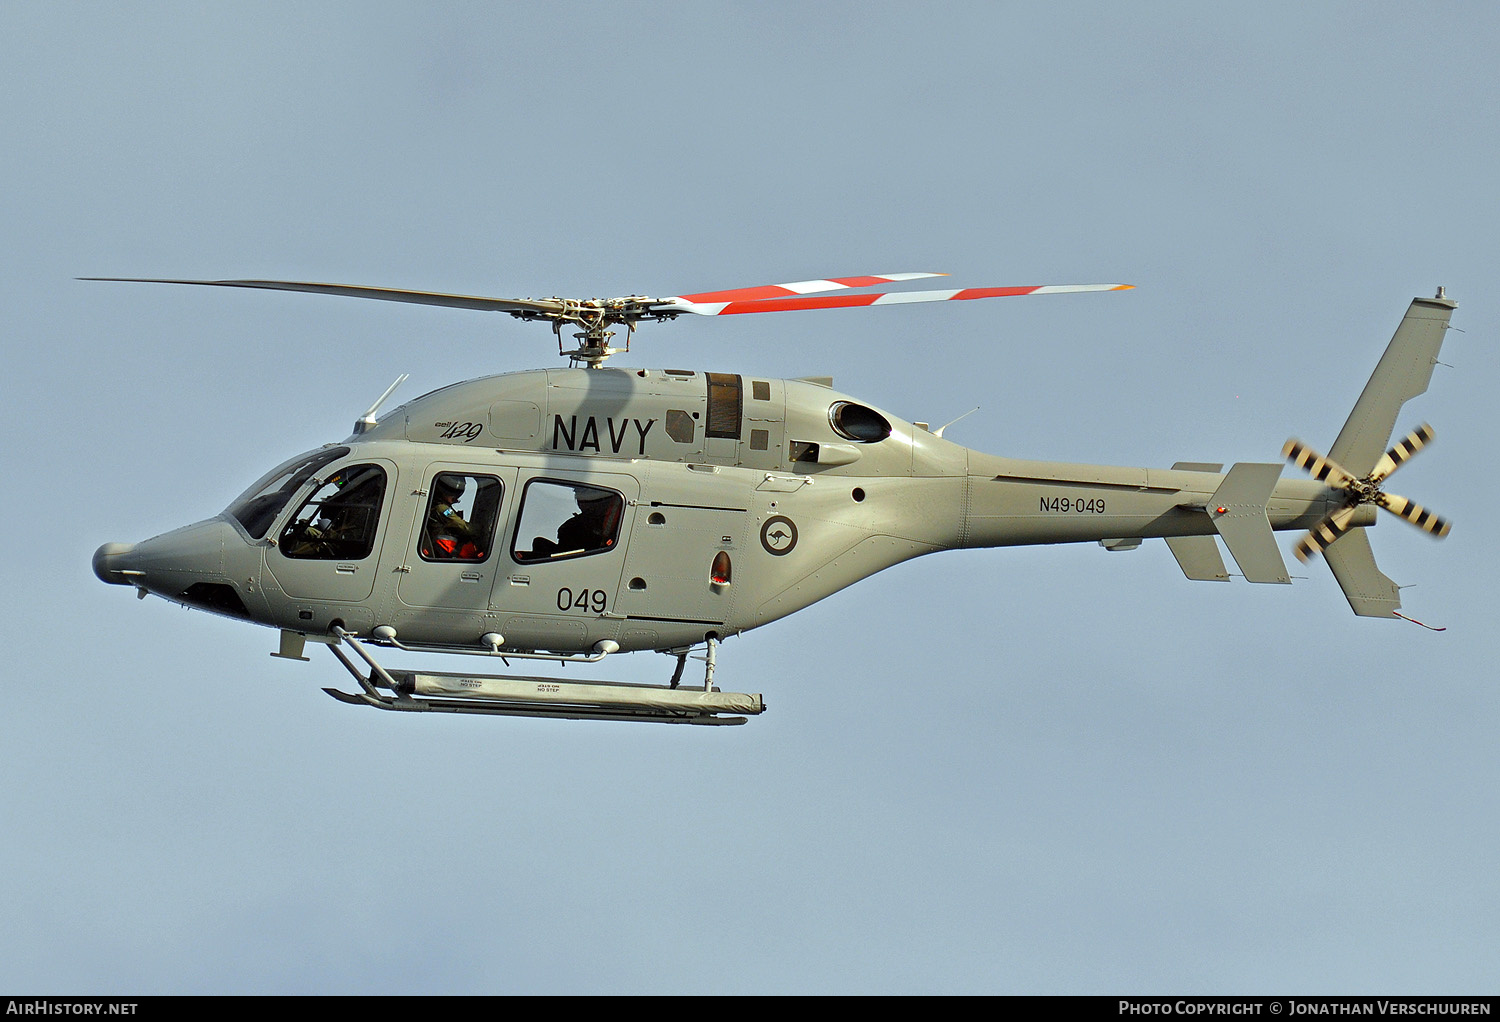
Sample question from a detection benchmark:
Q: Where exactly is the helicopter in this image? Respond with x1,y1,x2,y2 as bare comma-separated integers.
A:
90,274,1457,725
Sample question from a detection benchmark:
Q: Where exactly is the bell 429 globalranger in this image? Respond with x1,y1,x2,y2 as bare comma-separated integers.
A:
89,274,1457,725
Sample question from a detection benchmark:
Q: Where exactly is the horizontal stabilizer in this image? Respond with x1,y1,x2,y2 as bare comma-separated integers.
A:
1209,463,1290,584
1167,462,1230,579
1165,536,1230,581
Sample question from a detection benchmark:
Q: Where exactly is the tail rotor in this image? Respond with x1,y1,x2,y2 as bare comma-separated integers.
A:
1291,503,1359,563
1282,423,1451,563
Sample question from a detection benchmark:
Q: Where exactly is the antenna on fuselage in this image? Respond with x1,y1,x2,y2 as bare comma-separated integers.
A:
933,406,980,438
353,373,409,435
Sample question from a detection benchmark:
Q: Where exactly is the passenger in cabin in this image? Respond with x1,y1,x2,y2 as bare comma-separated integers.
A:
556,490,618,554
530,488,619,557
424,474,480,560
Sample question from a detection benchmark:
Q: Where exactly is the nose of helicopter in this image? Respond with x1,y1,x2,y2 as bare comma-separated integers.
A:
93,541,140,585
92,518,234,600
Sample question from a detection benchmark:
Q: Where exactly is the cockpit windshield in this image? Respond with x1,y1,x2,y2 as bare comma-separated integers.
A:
225,446,350,538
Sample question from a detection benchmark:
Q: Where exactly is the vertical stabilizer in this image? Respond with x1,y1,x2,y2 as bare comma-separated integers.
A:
1285,291,1458,617
1323,528,1401,618
1328,293,1456,476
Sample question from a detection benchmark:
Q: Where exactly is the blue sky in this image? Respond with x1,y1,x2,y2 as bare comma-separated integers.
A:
3,1,1498,993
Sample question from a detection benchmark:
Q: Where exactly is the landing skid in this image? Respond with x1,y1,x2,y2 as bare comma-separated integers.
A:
322,628,764,725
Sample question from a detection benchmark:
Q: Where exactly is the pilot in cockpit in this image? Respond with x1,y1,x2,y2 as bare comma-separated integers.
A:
283,468,370,556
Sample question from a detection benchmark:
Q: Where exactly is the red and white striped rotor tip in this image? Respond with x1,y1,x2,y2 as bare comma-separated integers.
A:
661,279,1133,317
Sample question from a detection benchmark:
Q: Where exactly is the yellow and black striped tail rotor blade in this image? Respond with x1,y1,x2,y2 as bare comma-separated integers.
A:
1282,438,1357,489
1374,492,1452,538
1370,423,1436,484
1293,505,1359,563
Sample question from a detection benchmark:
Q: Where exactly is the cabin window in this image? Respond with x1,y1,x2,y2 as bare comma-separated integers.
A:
829,401,892,443
419,473,503,563
226,446,350,539
511,480,625,564
277,464,387,560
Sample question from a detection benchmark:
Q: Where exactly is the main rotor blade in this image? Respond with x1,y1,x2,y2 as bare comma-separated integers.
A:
1293,505,1359,563
1374,492,1452,537
669,272,946,305
1370,423,1435,484
662,282,1133,316
1282,438,1358,489
80,278,566,316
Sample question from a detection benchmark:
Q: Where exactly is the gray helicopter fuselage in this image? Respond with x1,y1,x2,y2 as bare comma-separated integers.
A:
94,366,1339,654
